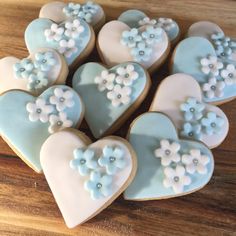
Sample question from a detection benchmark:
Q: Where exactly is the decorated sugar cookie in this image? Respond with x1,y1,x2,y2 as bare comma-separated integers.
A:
171,37,236,104
150,74,229,149
0,85,84,172
72,62,151,138
118,9,180,44
187,21,236,63
39,1,105,32
25,17,95,69
40,129,137,227
97,20,170,73
124,112,214,200
0,48,68,95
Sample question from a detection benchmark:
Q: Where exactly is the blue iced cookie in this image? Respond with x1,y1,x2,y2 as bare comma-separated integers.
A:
0,85,84,172
124,112,214,200
72,62,151,138
171,37,236,104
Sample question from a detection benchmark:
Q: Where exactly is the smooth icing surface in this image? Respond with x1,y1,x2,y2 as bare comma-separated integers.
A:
124,112,214,200
98,21,169,69
25,18,91,66
172,37,236,103
0,85,83,172
40,131,134,227
72,62,148,138
39,1,104,27
150,74,229,148
0,49,64,95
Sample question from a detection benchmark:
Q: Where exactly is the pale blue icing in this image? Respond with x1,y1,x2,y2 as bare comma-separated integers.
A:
72,62,147,138
0,85,83,172
24,18,91,66
118,9,179,42
124,112,214,200
172,37,236,103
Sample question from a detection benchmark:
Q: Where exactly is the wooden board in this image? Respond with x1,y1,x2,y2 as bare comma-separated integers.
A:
0,0,236,235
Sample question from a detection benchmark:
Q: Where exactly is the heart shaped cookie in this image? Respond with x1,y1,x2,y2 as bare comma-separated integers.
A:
25,17,95,69
40,129,137,227
0,48,68,96
97,20,170,73
150,73,229,149
39,1,105,32
118,9,180,44
171,37,236,104
187,21,236,64
124,112,214,200
72,62,151,138
0,85,84,172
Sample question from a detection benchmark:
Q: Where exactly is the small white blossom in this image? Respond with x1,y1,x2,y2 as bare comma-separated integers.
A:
200,56,223,76
64,19,84,39
58,38,78,58
202,77,225,98
44,23,64,42
156,18,175,31
94,70,115,91
221,64,236,85
138,17,157,26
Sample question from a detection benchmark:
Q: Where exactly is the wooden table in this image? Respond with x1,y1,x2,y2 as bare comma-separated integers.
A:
0,0,235,235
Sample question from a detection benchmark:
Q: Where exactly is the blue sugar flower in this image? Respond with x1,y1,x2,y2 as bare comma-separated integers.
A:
84,171,112,200
142,26,163,44
82,1,98,14
98,146,126,175
131,42,152,62
120,28,142,48
201,112,224,135
27,71,48,91
34,51,56,72
13,58,34,79
70,148,98,176
180,122,202,140
180,97,205,121
77,11,92,23
63,3,81,17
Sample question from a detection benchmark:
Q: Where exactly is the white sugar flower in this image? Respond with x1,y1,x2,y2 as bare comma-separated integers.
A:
48,112,73,133
58,39,78,58
163,165,191,194
107,85,131,107
64,19,85,39
94,70,115,91
156,18,176,31
202,77,225,98
49,88,75,111
44,23,64,42
221,64,236,85
182,149,210,175
138,17,157,26
154,139,181,166
26,98,53,123
200,56,223,76
115,64,139,86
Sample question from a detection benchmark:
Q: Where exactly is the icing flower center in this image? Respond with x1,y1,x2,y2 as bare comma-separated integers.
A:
174,176,179,182
139,50,145,55
42,59,47,63
128,36,134,40
209,64,214,68
60,97,65,102
20,68,25,72
150,34,155,38
57,121,62,126
188,132,194,137
109,156,116,162
211,122,216,127
102,79,107,84
36,108,42,114
96,183,102,189
80,159,86,165
211,85,216,90
124,73,130,78
190,107,195,113
193,158,198,165
35,80,40,84
229,73,233,78
165,149,171,155
117,94,122,99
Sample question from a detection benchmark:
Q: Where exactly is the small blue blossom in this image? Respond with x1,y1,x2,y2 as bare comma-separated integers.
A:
34,51,56,72
98,146,126,175
180,97,205,121
84,171,112,200
201,112,224,135
27,71,48,91
70,148,98,176
131,42,152,62
77,11,93,23
180,122,202,140
120,28,142,48
142,26,163,45
13,58,34,79
63,3,81,17
82,1,98,14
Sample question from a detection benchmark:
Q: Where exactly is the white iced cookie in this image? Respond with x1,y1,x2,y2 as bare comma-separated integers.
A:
40,129,137,227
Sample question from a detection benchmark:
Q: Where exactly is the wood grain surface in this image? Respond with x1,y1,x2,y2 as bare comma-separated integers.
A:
0,0,236,235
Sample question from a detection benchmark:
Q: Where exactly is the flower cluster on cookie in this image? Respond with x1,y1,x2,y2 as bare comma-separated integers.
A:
94,64,139,107
179,97,224,140
70,145,126,200
120,25,164,62
63,1,99,23
26,87,75,133
154,139,210,194
13,51,56,91
44,18,85,58
200,55,236,99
